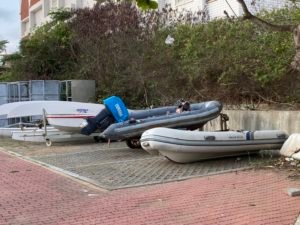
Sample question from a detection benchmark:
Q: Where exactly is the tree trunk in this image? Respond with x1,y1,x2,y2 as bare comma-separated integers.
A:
237,0,300,72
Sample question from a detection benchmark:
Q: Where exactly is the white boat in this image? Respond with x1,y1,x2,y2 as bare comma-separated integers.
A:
4,101,105,133
45,102,104,132
140,128,288,163
46,112,99,133
0,102,44,136
0,102,36,116
0,101,105,145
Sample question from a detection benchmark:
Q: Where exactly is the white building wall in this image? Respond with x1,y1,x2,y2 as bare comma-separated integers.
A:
208,0,292,19
159,0,292,20
61,0,94,9
21,19,30,37
28,1,44,32
158,0,205,12
176,0,203,12
21,0,96,37
82,0,95,8
208,0,240,19
63,0,78,9
241,0,292,15
32,7,44,30
158,0,174,10
158,0,166,10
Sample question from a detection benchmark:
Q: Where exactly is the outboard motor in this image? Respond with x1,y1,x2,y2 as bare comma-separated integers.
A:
103,95,129,122
80,96,129,136
80,108,115,135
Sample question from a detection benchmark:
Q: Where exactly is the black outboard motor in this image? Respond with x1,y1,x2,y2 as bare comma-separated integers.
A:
81,96,129,136
81,108,115,135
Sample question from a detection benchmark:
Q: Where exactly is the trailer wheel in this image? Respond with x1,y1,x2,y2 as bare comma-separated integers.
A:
45,139,52,147
126,139,141,149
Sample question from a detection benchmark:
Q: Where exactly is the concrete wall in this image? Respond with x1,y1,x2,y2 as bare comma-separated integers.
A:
204,110,300,134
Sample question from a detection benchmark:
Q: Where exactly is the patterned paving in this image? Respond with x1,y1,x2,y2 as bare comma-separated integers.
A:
31,144,261,190
1,150,299,225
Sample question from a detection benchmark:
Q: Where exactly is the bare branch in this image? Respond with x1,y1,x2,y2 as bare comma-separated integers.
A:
237,0,300,71
237,0,296,32
223,10,232,21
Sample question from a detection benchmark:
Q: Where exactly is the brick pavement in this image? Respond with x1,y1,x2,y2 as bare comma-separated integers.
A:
0,150,299,225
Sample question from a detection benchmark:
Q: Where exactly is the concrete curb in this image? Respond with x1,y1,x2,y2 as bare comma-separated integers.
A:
295,215,300,225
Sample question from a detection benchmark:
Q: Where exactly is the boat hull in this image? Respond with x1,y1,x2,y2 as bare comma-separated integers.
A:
1,101,105,133
46,116,93,133
45,103,105,132
140,128,288,163
100,101,222,140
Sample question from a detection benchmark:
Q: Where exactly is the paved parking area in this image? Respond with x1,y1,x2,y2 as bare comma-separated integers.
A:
0,149,299,225
0,139,268,190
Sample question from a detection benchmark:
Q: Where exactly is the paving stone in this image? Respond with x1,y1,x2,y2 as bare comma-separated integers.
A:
287,188,300,197
295,215,300,225
30,144,257,190
1,150,300,225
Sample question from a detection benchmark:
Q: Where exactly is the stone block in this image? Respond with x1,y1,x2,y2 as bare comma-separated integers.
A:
280,134,300,157
287,188,300,197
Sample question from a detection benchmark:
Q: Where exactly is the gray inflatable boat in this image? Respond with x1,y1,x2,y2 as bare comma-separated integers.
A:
80,96,222,148
141,128,288,163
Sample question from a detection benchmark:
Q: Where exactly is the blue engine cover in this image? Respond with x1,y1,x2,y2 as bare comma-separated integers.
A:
103,96,129,122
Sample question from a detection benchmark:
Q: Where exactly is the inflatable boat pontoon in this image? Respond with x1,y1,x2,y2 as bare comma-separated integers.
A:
140,128,288,163
80,96,223,147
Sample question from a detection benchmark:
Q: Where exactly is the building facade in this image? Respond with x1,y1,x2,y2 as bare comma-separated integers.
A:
158,0,292,20
21,0,293,37
20,0,96,38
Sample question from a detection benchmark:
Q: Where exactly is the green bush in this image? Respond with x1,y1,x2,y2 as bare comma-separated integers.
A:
5,5,300,107
151,8,300,105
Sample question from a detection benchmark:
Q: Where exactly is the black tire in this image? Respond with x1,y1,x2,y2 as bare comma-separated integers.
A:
126,139,141,149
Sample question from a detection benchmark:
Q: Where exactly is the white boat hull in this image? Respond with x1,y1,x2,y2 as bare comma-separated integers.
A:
6,101,104,118
1,101,105,133
140,128,288,163
45,103,105,132
46,117,89,132
12,129,98,143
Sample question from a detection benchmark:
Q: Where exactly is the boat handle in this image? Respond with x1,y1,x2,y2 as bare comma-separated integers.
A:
277,134,287,139
205,136,216,141
142,142,150,147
